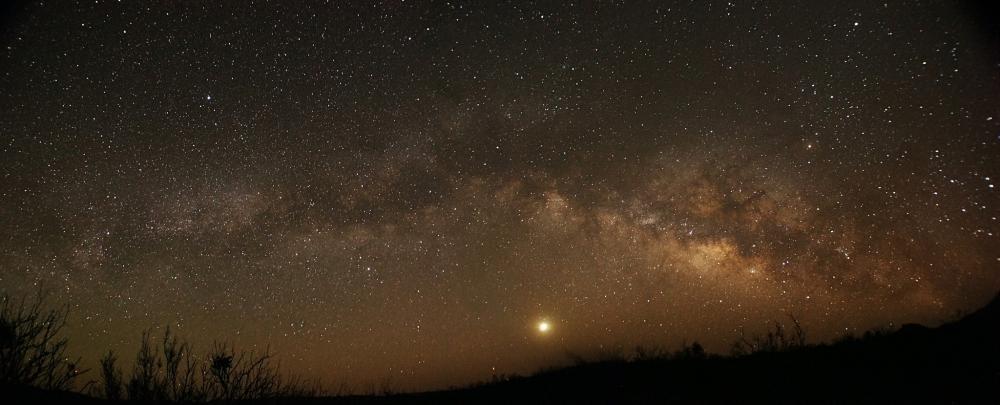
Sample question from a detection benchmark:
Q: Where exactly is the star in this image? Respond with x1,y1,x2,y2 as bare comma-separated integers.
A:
0,0,996,393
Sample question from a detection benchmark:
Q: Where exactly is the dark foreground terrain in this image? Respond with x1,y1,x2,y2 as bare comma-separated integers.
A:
6,293,1000,404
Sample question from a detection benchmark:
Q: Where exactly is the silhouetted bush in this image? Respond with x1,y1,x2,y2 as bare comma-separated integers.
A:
99,328,318,402
162,328,200,401
125,330,158,400
99,350,122,400
673,341,706,360
0,291,84,391
631,345,669,361
730,314,806,356
206,341,311,401
4,289,999,403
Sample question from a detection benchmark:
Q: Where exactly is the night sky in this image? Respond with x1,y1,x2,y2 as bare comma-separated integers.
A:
2,0,999,391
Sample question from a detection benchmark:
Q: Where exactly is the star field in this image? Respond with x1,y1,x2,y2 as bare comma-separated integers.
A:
1,0,999,391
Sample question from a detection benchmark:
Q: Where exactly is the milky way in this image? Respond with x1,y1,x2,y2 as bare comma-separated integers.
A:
1,1,999,390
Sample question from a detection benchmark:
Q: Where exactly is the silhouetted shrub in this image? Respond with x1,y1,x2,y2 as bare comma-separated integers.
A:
206,342,300,401
99,350,123,400
731,315,806,356
832,332,858,345
632,345,669,361
862,326,893,340
100,328,318,402
161,328,200,402
594,344,626,363
125,330,159,400
674,341,707,360
0,291,84,391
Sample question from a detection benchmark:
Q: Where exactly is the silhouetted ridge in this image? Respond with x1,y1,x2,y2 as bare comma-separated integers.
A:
388,292,1000,404
958,291,1000,326
3,292,1000,404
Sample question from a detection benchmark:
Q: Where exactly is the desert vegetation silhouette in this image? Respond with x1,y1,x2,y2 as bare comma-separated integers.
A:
0,290,83,391
1,291,317,403
2,290,999,404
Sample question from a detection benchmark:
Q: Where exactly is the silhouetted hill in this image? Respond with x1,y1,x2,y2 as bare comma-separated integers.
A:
4,293,999,404
357,293,1000,404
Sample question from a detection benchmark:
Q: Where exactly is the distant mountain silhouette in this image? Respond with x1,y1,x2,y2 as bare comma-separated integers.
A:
4,293,999,404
